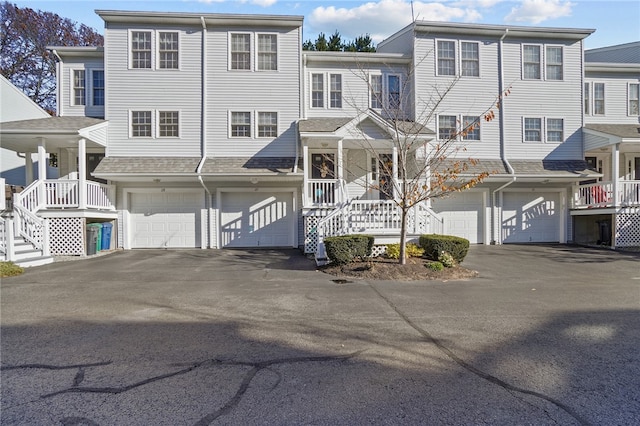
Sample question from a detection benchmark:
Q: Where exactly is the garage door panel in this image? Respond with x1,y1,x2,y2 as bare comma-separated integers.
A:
221,192,294,248
502,192,559,243
432,192,484,244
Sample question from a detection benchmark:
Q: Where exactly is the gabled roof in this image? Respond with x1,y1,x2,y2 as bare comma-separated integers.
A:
1,116,105,133
298,117,352,133
584,124,640,139
1,116,108,151
585,42,640,64
298,112,434,138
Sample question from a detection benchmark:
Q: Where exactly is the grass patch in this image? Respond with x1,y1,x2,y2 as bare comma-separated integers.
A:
0,261,24,277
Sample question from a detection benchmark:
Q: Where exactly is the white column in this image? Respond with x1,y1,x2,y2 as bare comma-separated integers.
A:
612,143,620,206
78,138,87,209
392,145,398,199
337,139,344,203
302,143,309,206
37,139,47,181
25,153,34,185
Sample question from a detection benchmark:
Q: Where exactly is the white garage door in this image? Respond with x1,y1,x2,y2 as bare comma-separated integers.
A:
432,192,484,243
130,192,202,248
502,192,560,243
220,191,295,248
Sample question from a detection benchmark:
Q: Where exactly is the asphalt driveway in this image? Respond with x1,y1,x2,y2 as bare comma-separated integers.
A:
1,245,639,425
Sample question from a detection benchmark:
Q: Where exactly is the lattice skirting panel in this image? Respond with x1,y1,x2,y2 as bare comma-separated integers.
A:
49,217,84,255
303,210,333,254
616,211,640,247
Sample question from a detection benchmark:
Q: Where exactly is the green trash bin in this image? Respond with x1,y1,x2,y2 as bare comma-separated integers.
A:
87,223,102,255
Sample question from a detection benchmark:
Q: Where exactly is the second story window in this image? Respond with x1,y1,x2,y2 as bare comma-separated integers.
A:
370,74,382,109
92,70,104,106
523,45,541,79
546,46,563,80
387,74,401,109
462,116,480,140
546,118,564,142
629,83,639,116
231,112,251,137
73,70,85,106
461,42,479,77
524,118,542,142
131,111,152,137
437,40,456,76
311,73,324,108
438,115,457,140
330,74,342,108
158,111,179,137
258,112,278,137
594,83,605,115
257,34,277,71
584,83,590,114
158,32,179,69
131,31,152,69
231,34,251,70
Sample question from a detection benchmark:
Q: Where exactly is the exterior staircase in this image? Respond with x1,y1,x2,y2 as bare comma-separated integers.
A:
10,235,54,267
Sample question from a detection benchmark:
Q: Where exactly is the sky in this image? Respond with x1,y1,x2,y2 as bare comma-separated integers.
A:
10,0,640,49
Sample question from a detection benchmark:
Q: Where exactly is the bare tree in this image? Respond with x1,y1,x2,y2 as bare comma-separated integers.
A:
339,54,509,264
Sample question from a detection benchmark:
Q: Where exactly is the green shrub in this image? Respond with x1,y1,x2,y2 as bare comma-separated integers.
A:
324,234,374,265
419,234,470,263
426,261,444,271
0,261,24,278
386,243,425,259
438,251,456,268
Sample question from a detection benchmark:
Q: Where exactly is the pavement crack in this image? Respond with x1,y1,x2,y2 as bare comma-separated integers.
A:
1,361,112,371
367,282,591,426
72,368,85,387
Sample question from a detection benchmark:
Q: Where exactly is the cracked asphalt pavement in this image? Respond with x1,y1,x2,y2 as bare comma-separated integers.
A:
1,245,639,425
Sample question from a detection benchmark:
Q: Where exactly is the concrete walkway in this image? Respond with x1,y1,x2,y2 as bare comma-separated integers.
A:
1,245,639,425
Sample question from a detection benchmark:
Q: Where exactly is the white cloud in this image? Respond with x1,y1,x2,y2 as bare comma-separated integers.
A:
505,0,574,24
308,0,484,43
250,0,277,6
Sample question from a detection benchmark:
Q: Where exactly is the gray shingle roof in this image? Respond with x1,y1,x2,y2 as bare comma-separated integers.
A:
434,159,597,177
202,157,301,174
434,159,511,175
93,157,200,174
298,118,352,132
585,42,640,64
1,116,105,132
584,124,640,139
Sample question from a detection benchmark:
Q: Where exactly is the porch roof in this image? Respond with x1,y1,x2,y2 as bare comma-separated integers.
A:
0,116,107,150
298,117,352,133
435,159,599,181
201,157,303,175
584,124,640,140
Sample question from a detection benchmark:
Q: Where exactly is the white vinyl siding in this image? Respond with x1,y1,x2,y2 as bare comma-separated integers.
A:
131,31,152,69
629,83,639,116
584,75,640,124
230,33,251,70
461,42,480,77
257,34,277,71
329,74,342,108
523,45,541,79
60,58,104,118
72,70,86,106
158,31,179,69
437,40,456,76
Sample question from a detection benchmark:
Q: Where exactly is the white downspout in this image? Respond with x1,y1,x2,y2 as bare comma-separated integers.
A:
51,49,63,116
196,16,212,249
492,28,516,244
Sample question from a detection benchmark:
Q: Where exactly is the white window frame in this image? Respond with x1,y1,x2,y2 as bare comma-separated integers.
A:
129,30,153,70
546,118,564,143
628,82,639,116
545,45,563,81
157,110,180,138
310,72,325,109
385,73,402,110
460,41,480,78
229,111,253,138
593,82,605,115
71,69,86,106
90,69,104,107
523,117,543,143
522,44,542,80
461,115,481,141
437,115,458,141
256,33,278,72
257,111,278,138
329,73,342,109
369,73,383,109
129,110,153,138
156,31,180,70
584,82,590,115
229,32,252,71
436,39,457,77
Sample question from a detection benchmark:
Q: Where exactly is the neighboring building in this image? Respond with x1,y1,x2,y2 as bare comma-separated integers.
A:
2,10,638,266
575,42,640,247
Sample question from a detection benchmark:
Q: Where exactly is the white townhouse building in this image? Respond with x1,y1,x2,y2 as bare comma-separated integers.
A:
2,9,637,266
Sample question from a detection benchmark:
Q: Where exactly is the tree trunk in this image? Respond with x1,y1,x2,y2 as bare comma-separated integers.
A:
399,207,408,265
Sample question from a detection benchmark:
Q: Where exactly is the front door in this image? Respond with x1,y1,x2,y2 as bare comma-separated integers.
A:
311,153,335,204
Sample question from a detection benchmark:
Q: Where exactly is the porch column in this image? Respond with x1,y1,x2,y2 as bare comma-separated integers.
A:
37,138,47,181
392,145,398,199
25,153,34,186
612,143,620,206
302,143,309,206
78,138,87,209
337,138,344,203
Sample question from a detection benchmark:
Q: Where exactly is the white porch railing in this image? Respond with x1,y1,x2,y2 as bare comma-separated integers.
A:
307,179,343,205
13,203,49,255
16,179,115,213
573,181,640,209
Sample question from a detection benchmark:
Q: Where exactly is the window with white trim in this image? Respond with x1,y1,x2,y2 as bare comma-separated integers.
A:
258,112,278,137
546,46,563,80
524,118,542,142
370,74,382,109
92,70,104,106
438,115,457,140
131,31,152,69
523,45,541,79
462,116,480,141
546,118,563,142
158,32,179,69
311,73,324,108
231,112,251,137
73,70,85,106
437,40,456,76
629,83,639,116
257,34,277,71
461,42,479,77
158,111,179,137
131,111,152,137
230,33,251,70
584,83,590,115
330,74,342,108
594,83,605,115
387,74,401,109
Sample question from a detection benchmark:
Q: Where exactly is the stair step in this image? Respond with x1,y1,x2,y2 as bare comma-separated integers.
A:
15,255,54,268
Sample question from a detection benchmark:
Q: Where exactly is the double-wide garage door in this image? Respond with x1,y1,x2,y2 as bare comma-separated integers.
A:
220,191,295,248
502,192,560,243
130,192,202,248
